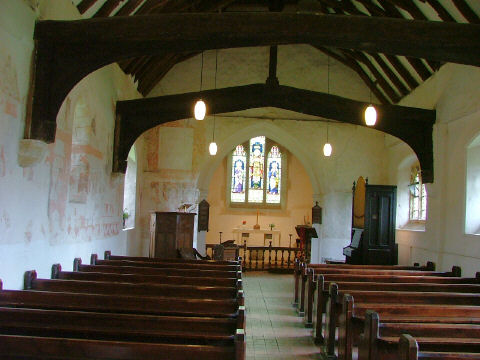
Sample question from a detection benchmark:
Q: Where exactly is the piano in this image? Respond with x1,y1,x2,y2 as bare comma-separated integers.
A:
343,176,398,265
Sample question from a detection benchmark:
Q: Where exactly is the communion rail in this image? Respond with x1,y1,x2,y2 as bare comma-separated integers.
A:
206,244,301,272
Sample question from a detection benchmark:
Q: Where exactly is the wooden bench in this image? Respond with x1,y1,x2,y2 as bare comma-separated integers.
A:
26,270,239,300
300,265,461,320
337,294,480,360
91,254,241,271
359,311,480,360
0,333,245,360
74,258,241,279
399,334,480,360
0,305,244,346
104,250,236,265
293,260,436,308
312,274,480,344
52,264,242,289
0,287,242,318
91,254,240,271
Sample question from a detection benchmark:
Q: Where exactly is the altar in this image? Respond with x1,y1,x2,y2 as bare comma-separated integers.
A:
232,228,281,247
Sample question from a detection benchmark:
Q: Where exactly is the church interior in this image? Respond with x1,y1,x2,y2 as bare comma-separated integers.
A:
1,0,480,358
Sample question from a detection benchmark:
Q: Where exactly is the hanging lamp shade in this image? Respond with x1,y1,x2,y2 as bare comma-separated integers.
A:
209,141,217,156
194,99,206,120
323,142,332,157
365,105,377,126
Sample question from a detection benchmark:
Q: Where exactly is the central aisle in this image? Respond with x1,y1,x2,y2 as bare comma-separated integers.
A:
244,272,322,359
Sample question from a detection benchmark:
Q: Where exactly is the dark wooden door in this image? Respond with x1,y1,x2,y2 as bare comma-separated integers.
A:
363,185,397,265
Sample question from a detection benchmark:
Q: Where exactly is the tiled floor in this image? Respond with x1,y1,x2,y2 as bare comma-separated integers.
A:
244,271,322,359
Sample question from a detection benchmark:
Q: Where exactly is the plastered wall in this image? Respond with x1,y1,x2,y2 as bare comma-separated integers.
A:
387,64,480,276
136,44,394,261
0,1,141,288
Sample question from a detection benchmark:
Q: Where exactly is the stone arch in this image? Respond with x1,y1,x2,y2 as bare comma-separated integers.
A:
196,121,322,200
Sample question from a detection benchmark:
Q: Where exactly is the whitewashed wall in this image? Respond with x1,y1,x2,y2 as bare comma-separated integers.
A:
137,45,392,262
0,1,141,288
388,64,480,276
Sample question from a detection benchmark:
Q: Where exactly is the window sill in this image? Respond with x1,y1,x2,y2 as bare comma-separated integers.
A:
122,227,135,231
398,221,426,232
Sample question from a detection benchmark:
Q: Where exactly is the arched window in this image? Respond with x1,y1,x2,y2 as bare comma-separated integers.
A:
122,146,137,229
466,135,480,235
409,165,427,221
229,136,285,208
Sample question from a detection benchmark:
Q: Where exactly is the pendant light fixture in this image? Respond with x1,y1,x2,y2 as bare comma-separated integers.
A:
323,122,332,157
323,56,332,157
209,49,218,156
194,51,206,120
364,60,377,126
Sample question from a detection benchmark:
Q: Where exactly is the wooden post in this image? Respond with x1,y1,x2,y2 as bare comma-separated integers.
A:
314,275,325,344
325,283,339,358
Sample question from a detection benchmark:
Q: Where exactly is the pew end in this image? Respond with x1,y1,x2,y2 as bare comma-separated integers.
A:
314,274,325,345
235,328,246,360
426,261,436,271
73,258,82,271
23,270,37,290
90,254,98,265
104,250,111,260
399,334,418,360
452,265,462,277
51,264,61,279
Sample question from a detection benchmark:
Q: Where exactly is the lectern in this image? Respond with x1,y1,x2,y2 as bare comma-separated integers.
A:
150,212,195,258
295,225,317,263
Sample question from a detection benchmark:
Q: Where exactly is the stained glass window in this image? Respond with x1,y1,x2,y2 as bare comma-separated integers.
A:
266,146,281,204
409,165,427,221
231,145,246,203
230,137,284,207
248,136,265,203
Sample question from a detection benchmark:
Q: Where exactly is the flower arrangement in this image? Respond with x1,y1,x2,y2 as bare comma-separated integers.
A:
123,209,129,228
242,220,246,225
269,223,275,230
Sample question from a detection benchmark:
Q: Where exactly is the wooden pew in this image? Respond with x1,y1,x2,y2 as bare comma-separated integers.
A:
52,264,242,289
337,294,480,360
0,305,244,346
293,260,436,310
312,274,480,344
399,334,480,360
0,287,242,318
302,265,461,324
91,254,241,271
0,333,245,360
26,270,239,300
74,258,241,279
104,250,236,265
359,311,480,360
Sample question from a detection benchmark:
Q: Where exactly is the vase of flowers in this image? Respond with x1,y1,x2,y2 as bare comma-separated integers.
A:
269,223,275,230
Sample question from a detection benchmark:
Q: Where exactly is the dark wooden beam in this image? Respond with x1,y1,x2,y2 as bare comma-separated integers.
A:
381,54,419,90
77,0,98,14
368,53,409,96
93,0,124,17
30,13,480,142
342,50,400,103
424,0,456,22
114,83,435,182
114,0,144,16
452,0,480,23
315,46,390,105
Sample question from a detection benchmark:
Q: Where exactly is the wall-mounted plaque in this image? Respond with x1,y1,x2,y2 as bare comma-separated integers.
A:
312,201,322,224
198,199,210,232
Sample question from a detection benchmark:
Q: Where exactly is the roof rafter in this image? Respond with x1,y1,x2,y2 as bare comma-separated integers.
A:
452,0,480,23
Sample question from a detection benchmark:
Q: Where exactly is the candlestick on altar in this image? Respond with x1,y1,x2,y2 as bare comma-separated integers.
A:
289,234,293,248
253,210,260,230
